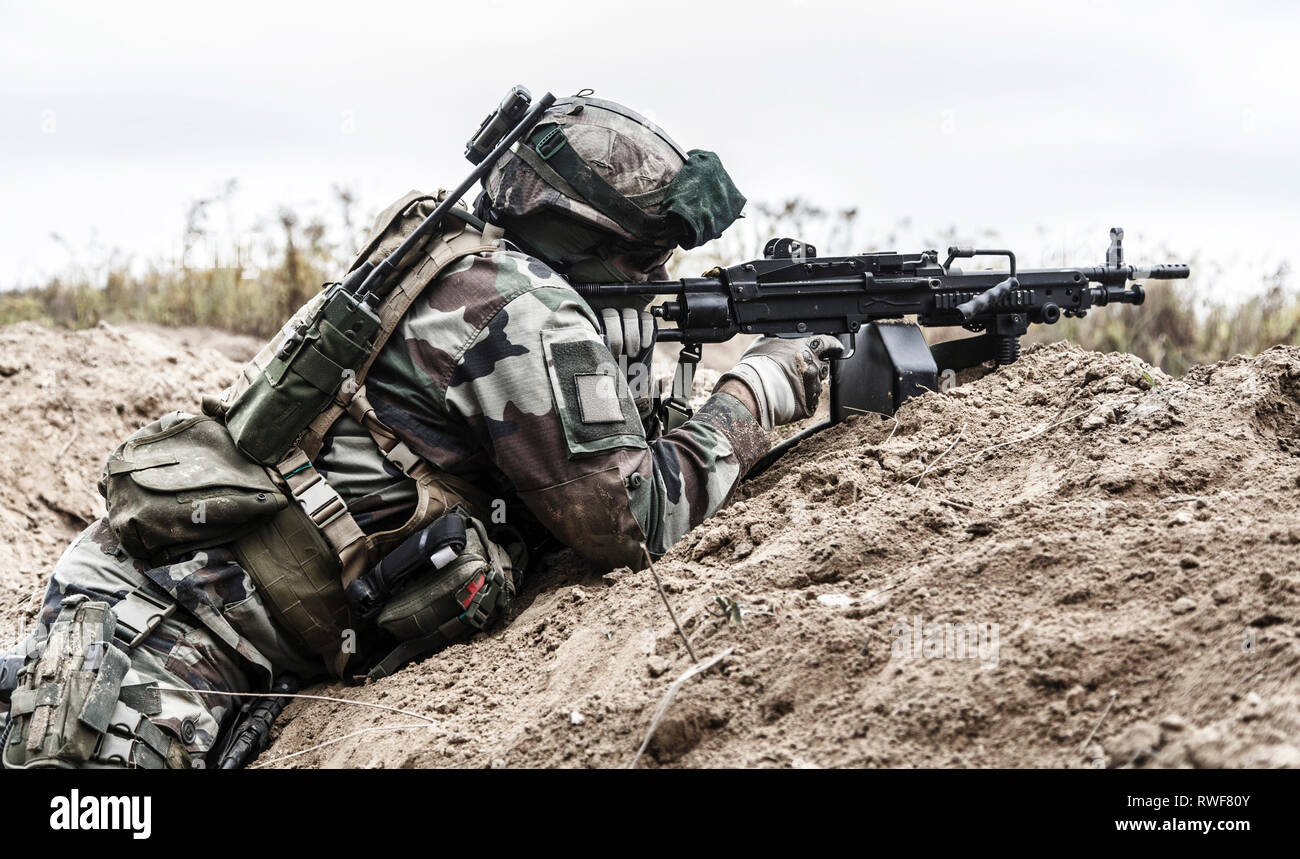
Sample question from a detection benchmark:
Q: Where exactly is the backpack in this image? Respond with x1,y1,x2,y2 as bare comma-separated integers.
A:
101,191,507,677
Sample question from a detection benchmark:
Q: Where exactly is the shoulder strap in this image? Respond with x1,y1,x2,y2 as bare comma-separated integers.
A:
344,385,495,553
296,192,504,459
208,190,470,422
270,191,503,589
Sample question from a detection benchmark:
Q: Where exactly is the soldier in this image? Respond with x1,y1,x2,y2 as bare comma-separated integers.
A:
0,94,838,768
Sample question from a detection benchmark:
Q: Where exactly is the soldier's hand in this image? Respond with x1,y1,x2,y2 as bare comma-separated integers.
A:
598,307,658,420
599,307,655,360
718,336,844,430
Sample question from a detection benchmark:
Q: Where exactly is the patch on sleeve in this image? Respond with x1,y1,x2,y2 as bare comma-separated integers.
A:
574,374,625,423
541,328,646,457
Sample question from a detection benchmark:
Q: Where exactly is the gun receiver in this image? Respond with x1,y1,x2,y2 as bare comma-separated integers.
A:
572,228,1188,473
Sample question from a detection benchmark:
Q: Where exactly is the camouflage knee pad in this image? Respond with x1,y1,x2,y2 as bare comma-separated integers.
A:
1,596,191,769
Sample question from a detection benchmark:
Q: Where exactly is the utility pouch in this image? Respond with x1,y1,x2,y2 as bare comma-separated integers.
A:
99,411,288,562
232,502,354,680
362,512,516,679
3,596,190,769
223,283,382,465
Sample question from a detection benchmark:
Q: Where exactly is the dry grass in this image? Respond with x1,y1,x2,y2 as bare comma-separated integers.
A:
0,183,354,338
1029,267,1299,376
2,194,1295,374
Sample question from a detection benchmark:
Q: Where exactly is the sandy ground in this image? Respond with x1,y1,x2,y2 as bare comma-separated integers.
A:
2,321,1297,768
0,322,259,627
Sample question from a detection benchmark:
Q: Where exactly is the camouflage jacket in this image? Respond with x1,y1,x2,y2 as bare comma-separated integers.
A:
314,248,769,569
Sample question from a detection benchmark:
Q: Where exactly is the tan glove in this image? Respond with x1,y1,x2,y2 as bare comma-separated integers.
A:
717,336,843,430
598,307,655,359
598,307,657,415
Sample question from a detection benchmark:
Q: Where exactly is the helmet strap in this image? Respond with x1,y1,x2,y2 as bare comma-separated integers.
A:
516,123,675,243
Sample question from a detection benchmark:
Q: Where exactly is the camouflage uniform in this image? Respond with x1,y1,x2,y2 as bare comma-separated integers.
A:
0,243,768,768
0,92,778,768
362,247,769,564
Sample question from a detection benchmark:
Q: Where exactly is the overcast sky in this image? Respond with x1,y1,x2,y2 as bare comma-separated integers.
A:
2,0,1297,296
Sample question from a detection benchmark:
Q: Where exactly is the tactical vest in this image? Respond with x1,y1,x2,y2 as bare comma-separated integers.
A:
207,190,504,677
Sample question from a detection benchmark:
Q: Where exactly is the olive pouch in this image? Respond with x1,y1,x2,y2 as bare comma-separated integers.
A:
222,283,380,465
99,411,288,562
367,515,516,679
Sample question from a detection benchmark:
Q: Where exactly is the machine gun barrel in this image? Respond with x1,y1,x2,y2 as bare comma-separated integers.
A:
570,282,690,298
1080,263,1189,284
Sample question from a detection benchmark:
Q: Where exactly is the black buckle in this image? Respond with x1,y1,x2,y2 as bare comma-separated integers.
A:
660,396,694,430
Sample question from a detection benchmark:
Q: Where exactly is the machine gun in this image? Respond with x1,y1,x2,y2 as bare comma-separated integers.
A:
572,228,1188,473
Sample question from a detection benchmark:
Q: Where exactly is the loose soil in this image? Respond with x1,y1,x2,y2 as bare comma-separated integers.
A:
2,321,1297,768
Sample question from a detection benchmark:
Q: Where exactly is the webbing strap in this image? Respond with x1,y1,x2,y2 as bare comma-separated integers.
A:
345,387,429,476
344,386,495,546
275,447,370,588
297,198,504,460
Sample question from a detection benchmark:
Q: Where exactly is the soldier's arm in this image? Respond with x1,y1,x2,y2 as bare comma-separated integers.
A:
447,279,769,570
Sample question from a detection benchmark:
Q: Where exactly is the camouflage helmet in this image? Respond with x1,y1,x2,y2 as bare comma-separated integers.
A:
478,94,746,273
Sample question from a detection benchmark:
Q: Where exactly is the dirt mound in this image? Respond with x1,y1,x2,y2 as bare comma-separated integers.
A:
0,321,243,635
2,324,1297,768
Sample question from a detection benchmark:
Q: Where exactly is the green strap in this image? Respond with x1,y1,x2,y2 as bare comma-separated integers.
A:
521,124,672,241
367,632,452,680
105,456,179,475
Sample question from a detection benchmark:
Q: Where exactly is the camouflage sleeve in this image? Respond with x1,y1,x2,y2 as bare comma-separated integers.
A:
445,263,769,569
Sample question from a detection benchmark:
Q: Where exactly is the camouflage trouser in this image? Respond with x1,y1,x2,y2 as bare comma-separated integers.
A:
0,519,320,769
